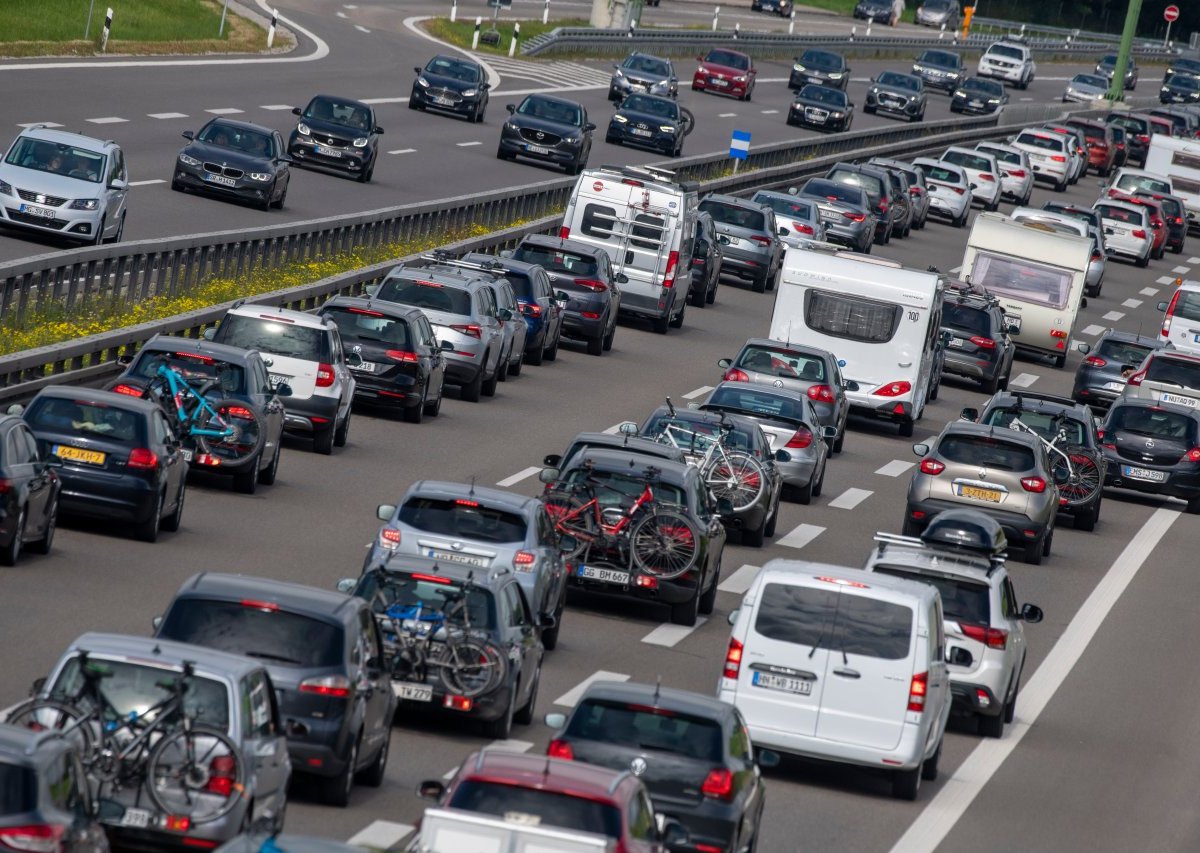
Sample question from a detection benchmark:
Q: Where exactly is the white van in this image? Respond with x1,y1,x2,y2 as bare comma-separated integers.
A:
770,246,946,437
1158,278,1200,355
1145,133,1200,231
961,212,1090,368
719,561,953,800
562,164,698,333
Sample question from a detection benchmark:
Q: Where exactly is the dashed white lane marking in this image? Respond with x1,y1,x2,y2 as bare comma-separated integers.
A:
1122,298,1143,308
86,116,127,124
1081,324,1105,336
778,523,824,550
363,97,407,104
1157,275,1178,285
388,148,417,154
344,3,358,7
456,141,482,147
828,487,872,510
761,109,780,114
17,121,63,128
147,112,187,119
336,10,348,17
1173,265,1191,274
205,107,244,115
355,24,371,32
496,466,541,488
1189,256,1200,264
719,564,760,595
129,179,164,186
347,821,414,849
643,618,707,647
1019,97,1034,101
555,671,630,707
260,104,294,110
875,459,915,477
1009,373,1039,388
1103,310,1125,321
1140,287,1160,296
683,385,714,400
719,112,737,117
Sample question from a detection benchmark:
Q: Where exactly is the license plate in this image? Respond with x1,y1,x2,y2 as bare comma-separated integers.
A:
432,96,455,106
752,671,812,695
807,76,822,84
807,114,826,124
1004,313,1022,331
1160,392,1198,408
269,373,291,388
712,78,729,87
955,484,1002,502
18,203,55,219
53,445,106,466
969,100,983,107
392,682,434,702
205,173,237,187
576,565,627,584
118,807,152,829
349,361,377,372
180,448,193,462
630,128,652,137
1122,465,1166,482
525,144,550,155
950,336,966,348
426,549,487,567
315,145,342,157
1104,381,1125,391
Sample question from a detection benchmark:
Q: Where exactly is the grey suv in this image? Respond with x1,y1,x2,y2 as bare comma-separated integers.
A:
698,194,783,293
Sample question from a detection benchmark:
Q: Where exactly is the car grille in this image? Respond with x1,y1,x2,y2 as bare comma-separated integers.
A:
519,127,562,145
203,162,245,179
16,188,67,206
5,208,68,228
804,106,830,120
427,87,462,104
989,60,1016,70
314,132,352,147
880,93,907,108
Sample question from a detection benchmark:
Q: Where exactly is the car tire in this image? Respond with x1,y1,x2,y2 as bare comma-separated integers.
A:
706,277,717,304
542,593,564,651
260,184,274,212
409,98,423,111
698,567,719,615
954,208,969,228
865,104,876,114
1185,495,1200,515
496,349,510,383
751,274,767,294
1136,251,1150,268
461,368,484,402
496,144,511,161
812,460,825,498
259,444,281,485
833,426,845,454
978,710,1005,738
482,688,515,739
545,331,561,361
272,183,287,209
690,283,706,308
794,475,814,505
1054,177,1068,192
313,426,335,455
602,323,615,352
321,736,358,807
233,465,258,495
0,508,25,566
134,492,163,544
606,133,618,145
586,334,604,357
404,398,424,424
742,518,766,548
358,733,390,789
670,591,700,627
1004,669,1021,724
987,197,1000,213
27,499,56,556
334,410,351,447
481,365,499,398
669,300,685,328
764,503,778,538
525,340,545,365
159,483,185,535
91,216,106,246
105,212,126,244
358,159,375,183
424,385,443,417
508,350,523,377
891,765,922,800
514,665,541,726
921,737,942,781
898,419,915,438
1024,539,1043,565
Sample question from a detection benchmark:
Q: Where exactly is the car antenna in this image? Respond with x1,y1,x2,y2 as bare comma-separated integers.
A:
653,674,662,705
665,396,676,417
468,475,476,499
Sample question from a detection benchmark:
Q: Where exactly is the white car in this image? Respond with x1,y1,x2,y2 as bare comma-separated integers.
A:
1093,199,1154,267
1009,129,1072,191
1103,166,1173,199
975,141,1033,205
977,40,1036,89
912,156,971,227
940,146,1002,211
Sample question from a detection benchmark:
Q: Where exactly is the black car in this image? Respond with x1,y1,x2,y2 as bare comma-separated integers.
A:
543,681,775,853
825,161,900,243
542,426,688,477
171,118,292,211
22,387,187,543
1097,53,1138,90
153,572,397,807
872,163,914,237
606,94,688,156
1072,330,1162,410
752,0,792,14
940,283,1016,393
1109,124,1130,167
543,449,727,627
854,0,895,22
787,84,853,132
789,48,849,90
0,414,59,566
912,49,964,93
287,95,382,183
689,210,723,307
497,94,594,174
1166,57,1200,82
411,54,490,123
337,555,545,740
1099,398,1200,514
112,336,288,493
461,253,566,365
0,725,109,853
865,71,927,122
1160,74,1200,105
794,177,876,252
1105,112,1151,167
510,234,623,357
950,76,1008,114
1134,190,1187,253
317,296,447,422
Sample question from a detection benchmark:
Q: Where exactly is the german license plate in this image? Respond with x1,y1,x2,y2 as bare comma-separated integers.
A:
205,173,237,187
392,682,433,702
1104,381,1125,391
426,549,487,567
53,445,105,466
180,448,193,463
117,807,152,829
432,96,455,107
956,484,1002,502
269,373,291,388
1123,465,1166,482
807,76,822,84
969,100,983,107
711,78,729,87
630,128,652,137
525,144,551,155
1160,392,1198,407
18,203,55,218
950,336,966,348
349,361,377,372
807,113,826,124
577,565,627,584
752,671,812,695
1004,313,1022,331
316,145,342,157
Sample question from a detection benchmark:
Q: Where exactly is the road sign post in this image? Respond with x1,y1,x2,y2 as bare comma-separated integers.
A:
729,129,749,174
1164,4,1179,48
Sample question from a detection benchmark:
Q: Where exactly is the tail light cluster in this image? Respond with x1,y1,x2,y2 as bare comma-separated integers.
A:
379,528,402,549
792,223,815,235
450,324,483,339
960,623,1009,649
1084,355,1107,367
1163,290,1181,337
0,825,65,853
316,363,336,387
111,384,146,398
785,427,814,449
700,768,735,800
907,672,928,713
970,336,996,350
1007,169,1027,178
843,211,867,222
1183,447,1200,463
386,350,419,363
574,278,608,292
723,637,743,679
919,458,945,475
513,550,537,570
749,235,772,247
547,739,574,760
1126,369,1146,386
299,674,352,698
872,380,911,397
1132,229,1148,239
1050,155,1066,163
205,755,238,798
807,384,835,403
1020,476,1047,493
662,250,680,289
979,173,996,182
724,367,750,382
127,448,159,471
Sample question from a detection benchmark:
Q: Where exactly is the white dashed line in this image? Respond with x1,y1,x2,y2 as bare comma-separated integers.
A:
336,10,348,17
1081,324,1105,336
388,148,416,154
949,266,962,275
456,141,482,147
347,821,414,849
1173,266,1191,274
260,104,294,111
147,112,188,120
363,97,409,105
1188,256,1200,264
1157,275,1178,285
761,109,780,114
1122,298,1143,308
554,671,630,707
719,112,737,117
496,466,541,488
205,108,244,115
355,24,371,32
17,121,63,128
1009,373,1039,388
778,523,824,550
1019,97,1034,101
1103,310,1125,321
875,459,915,477
642,618,707,647
485,739,535,755
828,487,872,510
86,116,127,124
718,564,761,595
128,179,165,186
682,385,714,400
344,3,358,7
1141,287,1160,296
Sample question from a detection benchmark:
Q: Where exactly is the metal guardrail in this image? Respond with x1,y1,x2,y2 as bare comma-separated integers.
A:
0,99,1100,404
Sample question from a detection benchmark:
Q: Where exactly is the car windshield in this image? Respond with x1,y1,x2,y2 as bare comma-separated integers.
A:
919,162,963,184
698,199,766,231
642,415,755,453
798,85,846,106
425,56,480,82
354,571,495,631
704,50,749,70
621,95,678,119
4,137,105,183
512,244,599,277
157,599,345,668
1072,74,1107,88
498,272,534,301
801,179,864,204
199,124,273,157
938,434,1035,470
302,97,372,130
322,306,411,348
400,497,527,543
982,408,1087,445
752,194,814,220
215,315,331,361
1098,55,1119,68
517,97,582,127
624,55,669,75
920,51,959,68
942,302,990,335
448,781,623,839
131,349,246,396
1144,356,1200,389
375,278,473,315
563,466,685,508
0,764,35,815
989,45,1024,60
735,344,826,380
24,397,145,443
963,78,1001,95
800,51,841,70
878,72,919,91
706,386,807,425
566,698,724,761
873,567,990,626
50,656,230,731
1096,339,1154,366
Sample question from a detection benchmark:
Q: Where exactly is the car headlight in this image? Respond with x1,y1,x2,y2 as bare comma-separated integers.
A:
564,134,580,144
870,86,879,95
248,172,272,182
462,88,478,97
828,71,844,79
68,198,99,210
987,98,1001,104
734,75,747,82
613,114,629,124
614,68,624,78
697,66,708,75
353,137,369,147
953,89,965,97
0,179,12,195
416,76,429,87
793,63,806,72
178,152,201,167
297,122,311,136
1162,86,1171,92
659,124,676,133
505,121,519,132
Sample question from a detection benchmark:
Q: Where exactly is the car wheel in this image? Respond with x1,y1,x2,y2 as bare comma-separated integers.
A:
508,349,523,377
481,365,500,398
706,276,717,304
606,133,619,145
602,323,615,351
1004,669,1021,724
670,591,700,626
921,737,942,781
272,183,287,209
0,508,25,566
513,664,540,726
525,340,545,365
1136,251,1150,268
651,314,670,334
833,425,845,454
357,159,375,183
424,384,443,417
764,503,778,538
233,464,258,495
954,208,969,228
545,331,561,361
496,348,510,382
698,566,719,615
898,419,915,438
482,687,515,739
794,475,814,505
891,765,921,800
134,492,163,543
161,483,186,533
978,710,1005,738
334,409,351,447
496,144,511,161
751,273,767,294
357,733,390,788
742,517,766,548
258,444,281,485
542,591,564,650
260,183,274,212
105,212,126,244
1024,538,1043,564
460,368,483,402
1054,177,1068,192
91,216,106,246
404,396,424,424
1052,352,1067,369
409,98,423,111
586,334,604,357
27,499,56,556
812,459,825,498
1186,494,1200,515
320,735,358,807
669,300,685,328
313,426,335,455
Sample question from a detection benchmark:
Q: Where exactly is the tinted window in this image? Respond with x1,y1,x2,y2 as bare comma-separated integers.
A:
624,55,670,75
621,95,678,119
797,86,846,106
399,497,527,543
375,278,472,315
942,150,990,172
302,97,373,131
322,306,411,348
0,763,35,815
425,56,480,82
982,408,1087,445
755,583,913,659
1071,74,1107,88
704,49,749,70
501,272,535,301
962,78,1002,95
800,50,842,70
216,315,331,361
698,200,765,231
706,387,807,425
1096,338,1154,365
448,781,622,839
736,344,826,380
920,51,959,68
1015,132,1064,152
872,566,990,626
511,244,598,277
826,168,883,202
642,415,756,453
51,656,230,730
517,97,582,127
198,124,273,157
1094,204,1145,225
25,397,146,443
1109,405,1198,440
561,466,684,507
804,289,902,344
969,252,1073,310
354,570,495,631
877,72,919,91
157,600,345,669
938,435,1035,470
942,302,991,335
753,194,815,220
989,45,1023,60
131,349,246,395
978,146,1020,166
800,179,864,204
1145,356,1200,388
4,137,105,183
920,163,964,184
567,699,723,761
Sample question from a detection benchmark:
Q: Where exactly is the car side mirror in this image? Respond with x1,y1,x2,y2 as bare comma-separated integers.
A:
1021,603,1044,623
375,126,385,134
29,676,46,697
413,66,422,74
506,103,516,113
755,748,780,768
441,340,455,351
376,503,396,521
557,535,577,553
497,308,513,321
697,54,705,61
151,615,163,631
499,249,514,259
202,327,216,341
821,426,838,440
960,407,979,421
912,442,930,456
109,178,127,191
716,497,734,515
345,351,363,367
718,357,732,369
538,467,560,484
545,711,568,729
660,818,689,848
336,578,357,594
843,380,859,391
1076,342,1091,355
116,353,134,366
555,289,569,301
181,130,195,141
947,646,974,667
585,122,596,132
275,382,293,397
417,780,446,801
6,404,24,416
291,106,302,116
363,282,381,298
615,273,629,284
1158,300,1169,311
543,453,562,467
778,227,789,237
618,421,639,436
940,330,954,346
774,449,792,463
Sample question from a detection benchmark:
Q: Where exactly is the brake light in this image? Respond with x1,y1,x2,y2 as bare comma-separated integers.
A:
1152,218,1164,229
316,363,335,387
559,226,570,239
1050,155,1066,162
513,550,536,568
547,739,574,760
724,367,750,382
412,573,451,584
910,186,924,196
379,528,401,548
1163,290,1180,336
952,186,965,195
843,211,867,222
785,427,813,449
969,336,996,350
455,499,480,507
444,695,473,712
523,302,542,318
980,173,996,182
1006,169,1027,178
111,384,145,397
701,768,735,800
241,599,278,612
1084,355,1107,367
872,380,911,397
386,350,418,363
450,324,483,339
127,448,159,470
204,755,237,798
1176,217,1184,225
749,235,772,247
580,311,601,320
907,672,928,713
723,637,743,679
1132,229,1148,239
346,307,385,317
260,313,294,323
163,816,191,832
1050,329,1068,339
807,384,835,403
878,201,889,214
0,479,10,495
1020,476,1047,493
1184,447,1200,463
574,278,608,292
299,675,352,698
1127,369,1146,386
0,824,65,853
1138,133,1150,144
220,405,254,420
961,624,1009,649
662,250,679,289
793,223,814,235
1092,250,1103,261
174,351,214,364
919,458,945,475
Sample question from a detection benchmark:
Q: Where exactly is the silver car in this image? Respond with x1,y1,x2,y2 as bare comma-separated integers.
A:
1063,73,1110,103
750,190,826,246
1121,348,1200,409
609,52,678,101
697,193,783,293
912,157,972,227
483,276,529,381
1093,199,1153,267
915,0,960,26
792,178,877,253
975,142,1034,206
0,126,129,245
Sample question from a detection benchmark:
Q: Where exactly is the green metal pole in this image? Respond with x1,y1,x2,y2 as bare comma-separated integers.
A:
1107,0,1142,103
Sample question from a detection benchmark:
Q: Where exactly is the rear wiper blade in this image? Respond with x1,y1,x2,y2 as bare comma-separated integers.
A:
242,651,304,665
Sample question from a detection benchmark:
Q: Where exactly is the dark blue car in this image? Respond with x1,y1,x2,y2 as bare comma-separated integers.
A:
461,253,565,365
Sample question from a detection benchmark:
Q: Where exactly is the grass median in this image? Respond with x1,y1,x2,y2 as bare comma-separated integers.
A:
422,17,589,55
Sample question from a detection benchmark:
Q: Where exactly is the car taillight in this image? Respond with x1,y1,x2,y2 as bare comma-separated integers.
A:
1163,290,1181,336
514,550,536,569
1183,447,1200,463
907,672,928,713
872,380,911,397
786,427,813,449
919,458,945,475
316,362,335,387
724,368,750,382
523,302,542,318
204,755,237,798
1091,250,1103,261
450,324,483,339
1130,228,1149,239
878,201,889,214
1084,355,1107,367
559,226,570,239
969,336,996,350
110,383,145,397
749,235,772,247
1175,216,1184,225
843,211,867,222
910,186,925,196
299,675,352,698
574,278,608,292
723,637,743,679
1127,369,1147,386
547,739,574,760
952,186,966,195
1006,169,1027,178
961,623,1009,649
379,528,402,549
662,250,679,289
807,384,835,403
793,223,814,235
0,479,11,495
1051,155,1066,162
386,350,419,363
1152,218,1164,229
980,173,996,182
0,824,65,853
221,405,255,420
701,768,735,800
1020,476,1047,493
127,448,159,470
1050,329,1068,339
1138,133,1150,144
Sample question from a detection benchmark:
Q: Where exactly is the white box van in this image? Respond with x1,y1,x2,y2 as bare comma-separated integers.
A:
1145,134,1200,231
562,164,698,333
718,562,953,800
769,245,946,437
961,212,1090,368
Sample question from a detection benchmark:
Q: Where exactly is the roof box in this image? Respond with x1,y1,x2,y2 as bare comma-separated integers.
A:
920,509,1007,556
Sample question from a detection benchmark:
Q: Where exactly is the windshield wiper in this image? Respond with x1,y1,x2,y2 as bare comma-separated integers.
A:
808,591,843,659
242,651,304,665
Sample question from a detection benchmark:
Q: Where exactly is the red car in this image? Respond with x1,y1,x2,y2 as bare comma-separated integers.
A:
692,48,756,100
1111,192,1168,259
418,751,689,852
1064,117,1117,176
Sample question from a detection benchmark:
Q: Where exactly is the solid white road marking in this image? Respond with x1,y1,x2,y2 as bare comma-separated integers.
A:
1156,275,1177,285
347,821,415,849
355,24,371,32
643,618,707,647
147,112,188,119
719,564,760,595
1103,310,1125,321
128,179,165,186
719,112,737,117
555,671,630,707
456,141,482,147
1140,287,1160,296
17,122,63,128
828,487,872,510
388,148,417,154
1173,265,1190,274
778,523,824,550
875,459,914,478
1122,298,1143,308
363,97,408,104
1009,373,1038,388
1080,324,1105,336
260,104,294,110
888,506,1178,853
205,108,244,115
683,385,714,400
496,466,541,488
86,116,127,124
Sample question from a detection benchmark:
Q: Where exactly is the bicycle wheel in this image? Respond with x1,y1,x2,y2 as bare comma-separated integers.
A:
541,491,595,560
704,451,765,511
630,509,700,580
194,399,265,466
435,635,508,699
1054,448,1103,507
4,699,96,758
146,725,247,824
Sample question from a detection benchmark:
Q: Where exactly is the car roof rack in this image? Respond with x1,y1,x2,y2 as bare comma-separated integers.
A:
410,252,502,274
1002,389,1080,409
592,164,699,193
872,533,1006,576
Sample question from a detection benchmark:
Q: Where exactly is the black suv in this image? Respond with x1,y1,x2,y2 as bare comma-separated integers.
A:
912,49,965,93
287,94,382,183
338,555,544,740
153,573,396,807
1072,330,1162,410
0,725,109,853
824,161,900,243
497,94,595,174
940,283,1016,393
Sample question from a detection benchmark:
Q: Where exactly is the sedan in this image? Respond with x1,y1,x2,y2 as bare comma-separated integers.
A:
497,94,594,174
789,48,849,90
287,94,382,182
411,54,490,122
916,0,960,26
752,0,792,14
951,76,1009,114
855,0,897,22
865,71,927,122
606,94,688,156
787,83,853,132
0,413,59,566
1063,73,1110,104
609,52,678,101
171,118,291,210
1100,398,1200,514
692,48,756,100
1161,74,1200,105
750,189,827,246
913,49,965,94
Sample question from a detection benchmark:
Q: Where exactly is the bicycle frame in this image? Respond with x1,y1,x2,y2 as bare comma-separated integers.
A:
149,362,234,442
559,481,656,538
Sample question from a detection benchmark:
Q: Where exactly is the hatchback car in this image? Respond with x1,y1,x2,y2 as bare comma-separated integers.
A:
497,94,594,174
411,54,490,122
1038,124,1086,183
609,52,678,101
825,161,905,242
1096,53,1138,90
906,421,1059,563
461,252,565,365
1110,192,1167,259
974,142,1033,206
854,0,897,22
789,49,849,90
916,0,960,27
787,84,853,132
912,157,972,227
368,481,570,648
750,190,827,246
941,146,1001,210
0,414,59,567
112,336,288,493
1010,128,1073,191
1062,73,1110,104
22,387,186,543
153,573,394,807
544,681,774,853
912,49,964,94
1073,330,1162,410
317,296,447,423
792,177,877,251
0,126,128,245
172,118,291,211
864,71,927,122
940,283,1016,393
1122,348,1200,411
606,94,687,156
287,94,382,182
698,194,782,293
1093,199,1153,267
1099,398,1200,513
1134,190,1187,254
1064,117,1118,176
692,48,756,100
208,304,357,453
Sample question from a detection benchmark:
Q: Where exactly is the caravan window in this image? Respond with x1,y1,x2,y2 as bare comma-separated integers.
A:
804,289,902,344
969,253,1072,310
580,203,618,239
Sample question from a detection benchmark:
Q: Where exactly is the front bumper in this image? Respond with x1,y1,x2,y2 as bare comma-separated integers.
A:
410,84,482,116
978,63,1024,83
610,76,674,98
174,165,275,205
854,7,894,22
498,131,583,167
608,121,678,152
0,194,104,242
692,74,750,98
788,103,849,130
288,137,371,176
788,70,847,90
952,95,1002,114
867,92,922,117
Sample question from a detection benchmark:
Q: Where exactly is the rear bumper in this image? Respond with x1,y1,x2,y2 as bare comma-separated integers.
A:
950,681,1002,716
942,351,1002,382
569,561,700,606
905,499,1049,545
561,310,606,341
1103,459,1200,500
58,471,159,523
283,393,341,435
619,288,676,321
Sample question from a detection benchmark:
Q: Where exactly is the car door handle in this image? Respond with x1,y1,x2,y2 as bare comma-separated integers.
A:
832,667,861,679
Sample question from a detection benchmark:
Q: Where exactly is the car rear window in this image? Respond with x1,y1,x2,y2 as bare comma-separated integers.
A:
942,302,990,335
1115,174,1171,195
1096,339,1154,365
1107,115,1147,134
216,314,331,362
566,699,723,762
131,349,246,395
1146,196,1183,219
1068,122,1106,141
322,306,411,348
826,169,882,202
1109,405,1198,440
942,150,990,172
157,599,345,669
1094,204,1145,225
919,163,963,184
24,397,146,444
872,567,990,626
1168,290,1200,323
562,466,685,508
752,194,815,220
698,200,765,232
448,780,622,839
736,344,826,381
968,252,1072,310
805,289,902,344
500,272,535,301
706,386,807,425
801,179,863,204
1015,132,1063,151
642,415,755,453
937,435,1035,471
1144,356,1200,389
354,570,495,631
399,497,527,543
754,583,913,660
980,147,1021,166
511,244,599,278
981,408,1087,446
375,278,472,315
0,764,35,815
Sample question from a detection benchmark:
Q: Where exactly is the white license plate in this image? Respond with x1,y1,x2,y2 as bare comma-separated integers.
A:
316,145,342,157
392,682,434,702
969,100,983,107
1159,392,1198,408
950,336,966,348
18,203,56,219
118,807,152,829
525,144,551,155
630,128,652,137
432,96,455,106
205,173,237,187
1123,465,1166,482
807,76,822,84
807,114,826,124
180,448,193,462
1104,381,1126,391
426,549,487,567
349,361,377,372
1004,313,1022,331
711,78,729,87
577,564,627,584
269,373,292,388
752,671,812,695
